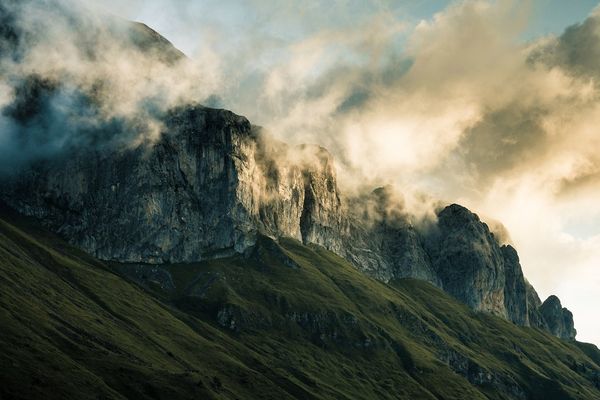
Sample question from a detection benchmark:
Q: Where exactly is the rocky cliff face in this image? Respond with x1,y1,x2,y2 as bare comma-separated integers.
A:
0,105,349,263
425,204,509,318
341,186,441,285
539,295,577,340
501,245,528,326
420,204,533,326
419,205,576,337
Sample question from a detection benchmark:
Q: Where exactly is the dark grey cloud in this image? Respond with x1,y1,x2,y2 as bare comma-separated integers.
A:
456,105,549,185
531,10,600,80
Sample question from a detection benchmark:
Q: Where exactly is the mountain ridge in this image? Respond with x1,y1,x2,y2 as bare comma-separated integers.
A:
0,0,580,343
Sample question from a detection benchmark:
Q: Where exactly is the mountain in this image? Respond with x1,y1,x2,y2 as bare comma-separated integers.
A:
0,0,578,341
0,2,595,398
0,103,578,340
0,204,599,400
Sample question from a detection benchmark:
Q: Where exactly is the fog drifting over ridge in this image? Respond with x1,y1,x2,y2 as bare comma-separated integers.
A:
1,0,599,345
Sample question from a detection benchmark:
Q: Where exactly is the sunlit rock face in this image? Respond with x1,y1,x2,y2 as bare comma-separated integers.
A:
0,99,437,287
0,106,348,263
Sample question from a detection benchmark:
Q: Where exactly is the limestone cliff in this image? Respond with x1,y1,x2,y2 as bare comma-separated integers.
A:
539,295,577,340
425,204,509,318
526,281,547,328
0,105,348,263
343,187,440,285
501,245,528,326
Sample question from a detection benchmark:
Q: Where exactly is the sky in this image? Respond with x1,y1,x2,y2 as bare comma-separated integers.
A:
3,0,600,345
83,0,600,53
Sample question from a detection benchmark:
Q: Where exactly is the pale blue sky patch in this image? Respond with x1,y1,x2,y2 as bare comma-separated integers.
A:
89,1,599,56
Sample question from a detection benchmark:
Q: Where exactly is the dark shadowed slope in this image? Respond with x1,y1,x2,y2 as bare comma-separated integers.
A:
0,205,599,400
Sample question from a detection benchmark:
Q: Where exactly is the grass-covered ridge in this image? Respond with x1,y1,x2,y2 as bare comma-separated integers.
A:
1,207,599,399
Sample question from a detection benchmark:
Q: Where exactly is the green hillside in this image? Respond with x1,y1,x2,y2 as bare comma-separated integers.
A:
0,206,599,399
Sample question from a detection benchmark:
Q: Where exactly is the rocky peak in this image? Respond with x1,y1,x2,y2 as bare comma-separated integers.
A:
539,295,577,340
427,204,509,317
127,22,186,64
0,105,348,264
437,203,481,228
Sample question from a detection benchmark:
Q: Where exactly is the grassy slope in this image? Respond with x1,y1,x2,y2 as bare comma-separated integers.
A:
0,209,599,399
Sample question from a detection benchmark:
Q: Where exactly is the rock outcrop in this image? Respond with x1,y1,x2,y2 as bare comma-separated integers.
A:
420,204,532,325
0,106,348,263
425,204,509,318
539,295,577,340
341,186,440,285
